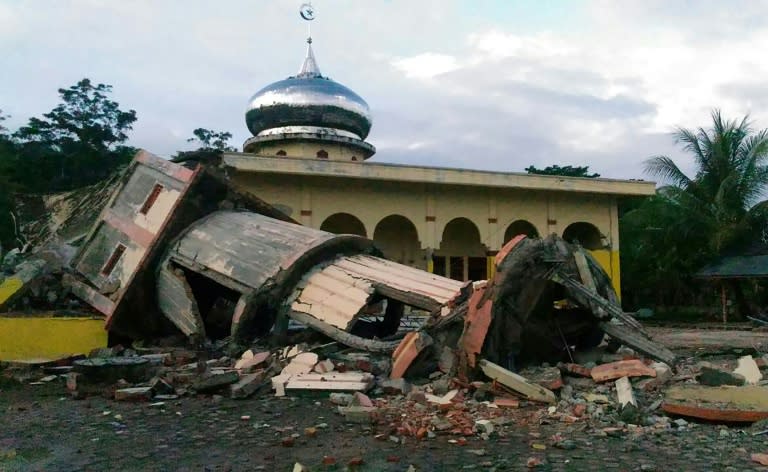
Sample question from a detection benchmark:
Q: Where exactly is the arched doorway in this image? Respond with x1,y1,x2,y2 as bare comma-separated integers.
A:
503,220,539,243
562,222,603,250
373,215,422,268
320,213,367,237
435,217,487,281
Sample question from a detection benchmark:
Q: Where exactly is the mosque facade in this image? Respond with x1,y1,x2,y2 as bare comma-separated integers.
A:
221,31,655,294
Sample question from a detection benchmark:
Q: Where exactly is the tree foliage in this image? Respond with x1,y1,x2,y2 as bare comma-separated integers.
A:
620,110,768,313
11,79,137,192
186,128,236,152
0,79,137,250
0,111,17,251
525,164,600,178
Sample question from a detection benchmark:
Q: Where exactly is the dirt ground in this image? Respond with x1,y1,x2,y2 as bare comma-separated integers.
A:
2,327,768,472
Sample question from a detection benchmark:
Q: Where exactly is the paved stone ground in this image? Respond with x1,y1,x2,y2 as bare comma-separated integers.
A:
2,380,768,472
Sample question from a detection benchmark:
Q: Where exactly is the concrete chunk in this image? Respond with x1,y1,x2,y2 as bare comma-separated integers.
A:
115,386,153,402
230,371,266,399
591,359,656,383
734,356,762,385
615,376,636,408
192,371,239,392
698,365,745,386
338,405,378,424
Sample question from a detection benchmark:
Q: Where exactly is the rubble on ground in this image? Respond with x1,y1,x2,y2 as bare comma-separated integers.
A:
3,149,768,469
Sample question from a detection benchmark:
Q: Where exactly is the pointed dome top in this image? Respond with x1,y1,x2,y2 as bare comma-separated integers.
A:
244,7,372,141
297,38,321,78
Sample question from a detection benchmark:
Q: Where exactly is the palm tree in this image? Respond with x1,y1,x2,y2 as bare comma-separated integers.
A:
624,110,768,316
645,110,768,254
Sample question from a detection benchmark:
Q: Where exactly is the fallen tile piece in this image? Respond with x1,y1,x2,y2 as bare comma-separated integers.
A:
591,359,656,383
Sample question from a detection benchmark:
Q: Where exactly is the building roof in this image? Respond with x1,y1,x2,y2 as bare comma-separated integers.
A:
222,154,657,197
697,238,768,279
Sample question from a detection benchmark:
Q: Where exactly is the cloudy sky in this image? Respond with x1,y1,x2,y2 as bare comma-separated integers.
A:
2,0,767,179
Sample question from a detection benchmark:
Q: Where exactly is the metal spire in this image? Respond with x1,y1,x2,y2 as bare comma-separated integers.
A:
297,3,321,78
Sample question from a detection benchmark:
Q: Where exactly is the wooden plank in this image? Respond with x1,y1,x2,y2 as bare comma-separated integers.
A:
573,249,597,292
615,376,636,408
479,359,556,404
599,321,677,367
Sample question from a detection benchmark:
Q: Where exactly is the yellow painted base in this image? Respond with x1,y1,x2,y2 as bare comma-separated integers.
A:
590,249,621,299
0,277,24,305
0,316,107,361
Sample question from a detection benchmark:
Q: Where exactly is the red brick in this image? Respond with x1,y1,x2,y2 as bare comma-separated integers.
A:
560,363,592,378
591,360,656,383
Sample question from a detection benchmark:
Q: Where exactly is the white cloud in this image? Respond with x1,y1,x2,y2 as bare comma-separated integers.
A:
2,0,767,179
391,53,459,79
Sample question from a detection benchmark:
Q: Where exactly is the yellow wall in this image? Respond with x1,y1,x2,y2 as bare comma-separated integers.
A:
231,169,624,295
590,249,622,297
0,317,107,361
0,278,24,306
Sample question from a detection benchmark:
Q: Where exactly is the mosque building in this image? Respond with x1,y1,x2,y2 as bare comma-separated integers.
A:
220,11,655,294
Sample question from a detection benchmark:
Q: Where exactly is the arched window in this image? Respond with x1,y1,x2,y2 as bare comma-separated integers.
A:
320,213,367,237
276,150,287,156
351,156,358,161
503,220,539,243
563,222,604,250
316,150,328,159
374,215,421,267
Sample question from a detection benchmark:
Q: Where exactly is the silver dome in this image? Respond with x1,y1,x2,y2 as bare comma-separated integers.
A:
245,42,372,139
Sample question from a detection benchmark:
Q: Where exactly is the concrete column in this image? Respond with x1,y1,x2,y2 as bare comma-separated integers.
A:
425,193,438,249
488,196,499,251
300,184,312,227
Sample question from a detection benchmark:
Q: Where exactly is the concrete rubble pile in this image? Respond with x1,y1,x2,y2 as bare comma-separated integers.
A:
4,150,768,445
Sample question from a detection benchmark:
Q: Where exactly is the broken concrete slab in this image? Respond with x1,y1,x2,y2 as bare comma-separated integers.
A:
734,355,762,385
351,391,374,407
662,385,768,422
698,365,746,387
281,352,319,376
230,371,267,399
115,386,153,402
380,378,411,395
520,366,563,391
191,371,239,393
590,359,656,383
313,359,335,374
479,359,556,404
615,376,636,408
338,405,378,424
650,362,672,384
329,392,354,406
234,351,271,372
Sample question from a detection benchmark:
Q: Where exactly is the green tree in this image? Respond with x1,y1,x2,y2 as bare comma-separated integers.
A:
621,110,768,313
186,128,236,152
0,110,18,251
525,164,600,178
13,78,137,191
